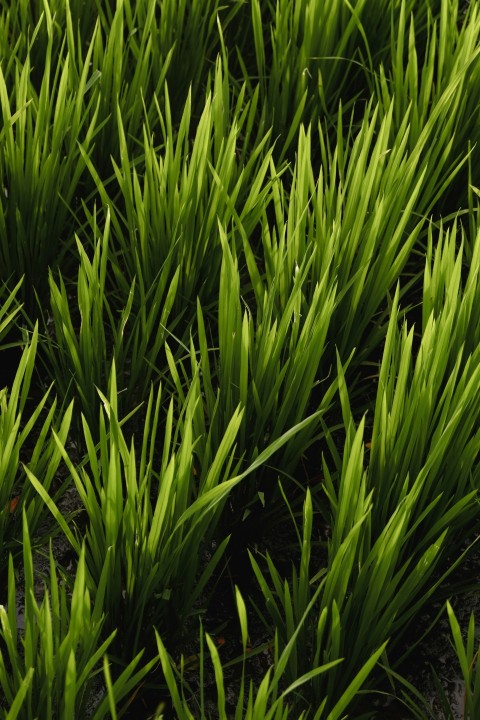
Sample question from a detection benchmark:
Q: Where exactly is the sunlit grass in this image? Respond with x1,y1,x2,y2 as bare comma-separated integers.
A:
0,0,479,716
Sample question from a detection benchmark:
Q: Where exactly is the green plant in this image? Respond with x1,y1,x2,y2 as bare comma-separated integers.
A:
0,511,157,720
0,6,102,311
188,227,339,516
249,434,387,717
1,1,480,716
373,0,480,213
0,278,22,347
155,584,356,720
250,308,480,716
0,323,73,574
367,251,480,541
78,56,276,316
28,360,322,655
380,601,480,720
45,208,180,433
242,0,379,158
245,96,431,378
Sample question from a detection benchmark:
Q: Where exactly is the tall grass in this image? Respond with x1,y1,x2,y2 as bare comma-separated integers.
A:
78,57,274,311
155,580,367,720
0,513,157,720
0,314,73,576
27,359,322,656
1,0,479,716
249,278,480,715
386,602,480,719
0,7,101,311
372,0,480,213
44,208,180,433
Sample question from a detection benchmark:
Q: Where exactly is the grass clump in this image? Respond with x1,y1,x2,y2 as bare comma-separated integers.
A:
0,0,479,717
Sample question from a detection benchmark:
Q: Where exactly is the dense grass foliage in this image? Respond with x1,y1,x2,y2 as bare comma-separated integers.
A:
1,0,480,718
